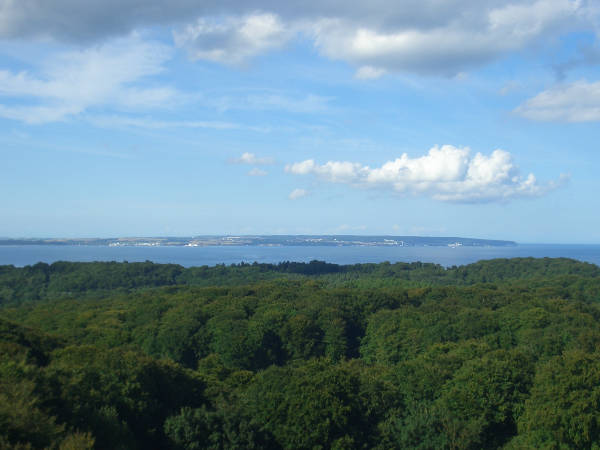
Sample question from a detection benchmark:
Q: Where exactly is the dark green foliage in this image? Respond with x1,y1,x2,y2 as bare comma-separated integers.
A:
3,257,599,305
2,258,600,448
514,349,600,448
239,359,394,448
434,349,535,449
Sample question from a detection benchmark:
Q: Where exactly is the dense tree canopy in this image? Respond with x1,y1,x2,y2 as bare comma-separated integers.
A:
1,257,600,448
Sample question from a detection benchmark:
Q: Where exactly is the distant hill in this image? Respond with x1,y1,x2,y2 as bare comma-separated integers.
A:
0,234,517,247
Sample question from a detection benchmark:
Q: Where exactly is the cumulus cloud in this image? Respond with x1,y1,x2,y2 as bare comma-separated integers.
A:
0,36,177,123
0,0,595,76
514,80,600,122
178,1,599,76
309,0,585,76
229,152,275,165
285,145,565,202
289,188,308,200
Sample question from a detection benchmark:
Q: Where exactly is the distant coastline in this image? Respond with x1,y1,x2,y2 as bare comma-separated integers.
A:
0,235,517,248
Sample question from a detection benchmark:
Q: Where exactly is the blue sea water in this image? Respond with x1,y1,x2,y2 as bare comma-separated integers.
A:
1,244,600,268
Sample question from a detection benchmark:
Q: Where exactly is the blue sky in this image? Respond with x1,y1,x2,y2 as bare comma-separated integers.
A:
0,0,599,243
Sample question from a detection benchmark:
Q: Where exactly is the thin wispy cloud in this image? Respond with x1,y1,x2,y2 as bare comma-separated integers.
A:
229,152,275,165
515,80,600,122
0,36,177,124
211,92,333,114
248,168,268,176
286,145,567,203
498,81,523,96
355,66,387,80
289,188,308,200
88,115,270,132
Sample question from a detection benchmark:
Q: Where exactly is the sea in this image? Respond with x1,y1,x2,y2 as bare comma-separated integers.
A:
1,244,600,268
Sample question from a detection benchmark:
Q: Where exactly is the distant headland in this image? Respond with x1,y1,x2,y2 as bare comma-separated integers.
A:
0,235,517,247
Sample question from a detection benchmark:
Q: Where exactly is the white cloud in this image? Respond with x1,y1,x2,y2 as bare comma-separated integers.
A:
0,36,177,123
515,80,600,121
229,152,275,165
309,0,584,76
287,159,366,183
0,1,595,77
174,13,293,65
289,188,308,200
248,168,268,176
285,144,565,202
87,115,269,132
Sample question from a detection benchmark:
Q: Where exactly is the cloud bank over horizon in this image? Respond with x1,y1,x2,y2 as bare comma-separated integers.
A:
285,145,566,203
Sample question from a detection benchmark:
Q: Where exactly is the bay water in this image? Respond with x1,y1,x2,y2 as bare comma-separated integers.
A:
1,244,599,268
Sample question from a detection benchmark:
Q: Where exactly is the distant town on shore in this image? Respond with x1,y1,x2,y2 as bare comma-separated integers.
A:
0,235,517,248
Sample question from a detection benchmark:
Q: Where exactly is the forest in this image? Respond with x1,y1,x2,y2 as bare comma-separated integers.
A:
1,257,600,449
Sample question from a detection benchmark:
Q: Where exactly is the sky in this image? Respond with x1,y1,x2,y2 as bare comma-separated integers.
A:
0,0,599,243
